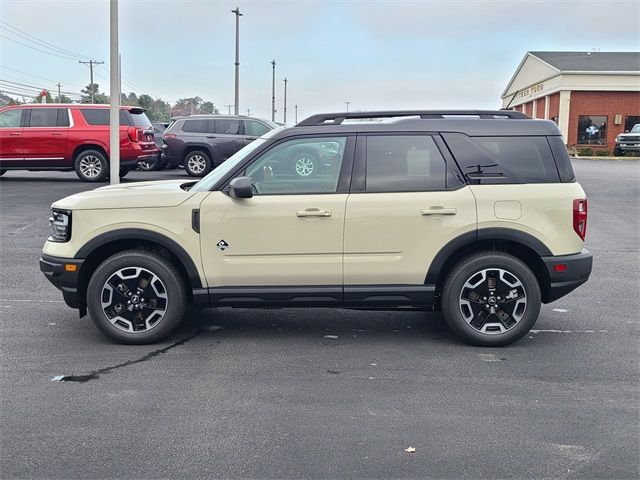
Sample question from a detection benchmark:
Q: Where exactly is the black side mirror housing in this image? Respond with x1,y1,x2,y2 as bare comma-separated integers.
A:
229,176,253,199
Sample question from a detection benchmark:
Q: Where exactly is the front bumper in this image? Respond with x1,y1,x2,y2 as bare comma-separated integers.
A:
39,254,84,310
616,143,640,152
541,249,593,303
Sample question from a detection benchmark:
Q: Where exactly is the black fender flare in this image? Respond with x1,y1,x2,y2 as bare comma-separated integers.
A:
75,228,203,288
425,228,552,285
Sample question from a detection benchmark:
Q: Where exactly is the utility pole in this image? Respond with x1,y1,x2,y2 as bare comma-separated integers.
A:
56,83,61,102
294,104,299,123
78,59,104,103
283,77,288,124
109,0,120,184
231,7,242,115
246,108,250,116
345,101,351,113
271,59,276,122
225,104,233,115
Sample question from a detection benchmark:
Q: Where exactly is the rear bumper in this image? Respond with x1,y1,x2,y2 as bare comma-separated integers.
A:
39,254,84,310
541,249,592,303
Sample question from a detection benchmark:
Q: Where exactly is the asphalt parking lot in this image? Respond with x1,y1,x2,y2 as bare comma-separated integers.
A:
1,161,638,480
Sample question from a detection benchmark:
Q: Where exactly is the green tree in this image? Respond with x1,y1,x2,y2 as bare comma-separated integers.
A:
56,94,72,103
126,92,138,106
80,83,108,104
137,94,154,110
200,101,217,114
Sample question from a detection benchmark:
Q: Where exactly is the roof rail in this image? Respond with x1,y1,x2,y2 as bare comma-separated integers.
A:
296,110,528,126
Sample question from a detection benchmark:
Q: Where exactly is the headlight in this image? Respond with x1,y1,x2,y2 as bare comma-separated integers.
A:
616,136,622,142
48,209,71,242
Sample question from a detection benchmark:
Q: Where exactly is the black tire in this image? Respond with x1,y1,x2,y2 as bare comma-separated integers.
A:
441,252,541,347
0,169,6,176
138,158,158,171
74,149,108,182
86,250,187,344
184,150,212,177
119,167,131,178
291,151,318,178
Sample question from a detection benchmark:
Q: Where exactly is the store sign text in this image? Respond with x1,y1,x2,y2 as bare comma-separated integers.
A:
515,83,544,99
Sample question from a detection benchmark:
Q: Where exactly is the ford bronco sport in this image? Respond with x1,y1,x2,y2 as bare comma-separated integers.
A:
39,110,592,346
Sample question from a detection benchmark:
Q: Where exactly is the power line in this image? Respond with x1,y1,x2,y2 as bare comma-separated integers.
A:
0,34,80,61
0,79,82,96
0,64,85,87
0,21,92,60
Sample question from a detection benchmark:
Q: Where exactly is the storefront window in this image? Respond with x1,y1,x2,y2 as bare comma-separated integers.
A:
624,116,640,133
577,115,607,145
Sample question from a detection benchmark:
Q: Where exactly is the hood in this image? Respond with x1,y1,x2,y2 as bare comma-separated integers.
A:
52,179,199,211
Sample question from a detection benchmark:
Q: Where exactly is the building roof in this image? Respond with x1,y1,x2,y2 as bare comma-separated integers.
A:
530,51,640,72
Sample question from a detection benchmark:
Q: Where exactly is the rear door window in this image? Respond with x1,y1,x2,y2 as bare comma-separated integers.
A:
27,108,58,127
214,119,242,135
365,135,447,192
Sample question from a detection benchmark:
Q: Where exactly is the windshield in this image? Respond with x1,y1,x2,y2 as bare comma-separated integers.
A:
191,127,284,192
631,124,640,133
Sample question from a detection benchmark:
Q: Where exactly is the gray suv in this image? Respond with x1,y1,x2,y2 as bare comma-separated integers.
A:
161,115,278,176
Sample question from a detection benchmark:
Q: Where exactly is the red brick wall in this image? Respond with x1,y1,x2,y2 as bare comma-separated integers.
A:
548,93,560,120
535,98,546,119
568,91,640,150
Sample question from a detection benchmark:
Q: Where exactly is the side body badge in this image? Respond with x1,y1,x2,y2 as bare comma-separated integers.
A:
217,239,229,251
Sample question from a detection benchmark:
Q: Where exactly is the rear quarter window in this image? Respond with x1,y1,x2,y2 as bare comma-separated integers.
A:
80,109,131,126
442,133,561,184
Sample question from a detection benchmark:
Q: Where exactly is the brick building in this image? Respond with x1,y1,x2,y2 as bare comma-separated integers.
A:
501,51,640,152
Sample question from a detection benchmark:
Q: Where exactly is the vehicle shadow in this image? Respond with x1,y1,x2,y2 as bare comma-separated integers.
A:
174,307,460,344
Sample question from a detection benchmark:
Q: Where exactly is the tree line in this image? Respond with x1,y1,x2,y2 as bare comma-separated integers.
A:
0,83,219,123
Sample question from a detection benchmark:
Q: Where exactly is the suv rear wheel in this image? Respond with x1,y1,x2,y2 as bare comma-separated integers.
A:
184,151,212,177
75,149,108,182
86,250,186,344
291,151,318,178
441,252,541,347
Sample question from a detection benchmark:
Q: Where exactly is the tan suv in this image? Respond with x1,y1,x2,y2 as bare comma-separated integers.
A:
39,110,592,346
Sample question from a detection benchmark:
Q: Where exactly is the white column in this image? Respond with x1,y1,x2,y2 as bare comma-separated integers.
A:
544,95,550,120
109,0,120,184
558,90,571,142
532,99,537,118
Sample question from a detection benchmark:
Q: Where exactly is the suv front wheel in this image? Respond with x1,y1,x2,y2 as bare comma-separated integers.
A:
86,250,186,344
441,252,541,347
74,149,108,182
184,151,212,177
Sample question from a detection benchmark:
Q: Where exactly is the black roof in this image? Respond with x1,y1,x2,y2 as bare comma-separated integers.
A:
285,110,562,137
530,51,640,72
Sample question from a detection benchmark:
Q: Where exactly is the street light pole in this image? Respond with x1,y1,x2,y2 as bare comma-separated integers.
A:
294,104,298,123
109,0,120,184
283,77,288,124
231,7,242,115
345,101,351,113
271,59,276,122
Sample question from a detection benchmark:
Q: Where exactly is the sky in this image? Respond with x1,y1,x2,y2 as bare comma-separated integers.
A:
0,0,638,121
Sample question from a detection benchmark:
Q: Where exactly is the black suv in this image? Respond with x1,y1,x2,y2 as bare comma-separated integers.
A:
161,115,278,176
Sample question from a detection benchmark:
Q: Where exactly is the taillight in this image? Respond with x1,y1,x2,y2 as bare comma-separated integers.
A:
127,126,139,142
573,198,588,240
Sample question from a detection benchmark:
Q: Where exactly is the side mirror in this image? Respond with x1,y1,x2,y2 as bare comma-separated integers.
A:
228,176,253,199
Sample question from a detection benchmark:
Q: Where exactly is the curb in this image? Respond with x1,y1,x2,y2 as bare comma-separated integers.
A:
571,156,640,161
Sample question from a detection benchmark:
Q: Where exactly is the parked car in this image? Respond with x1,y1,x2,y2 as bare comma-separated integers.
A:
40,109,592,347
614,124,640,156
161,115,278,176
0,104,158,181
137,121,169,171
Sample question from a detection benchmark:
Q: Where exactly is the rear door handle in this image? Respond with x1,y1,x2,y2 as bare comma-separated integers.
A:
205,135,216,139
421,207,457,216
296,208,332,218
9,132,20,136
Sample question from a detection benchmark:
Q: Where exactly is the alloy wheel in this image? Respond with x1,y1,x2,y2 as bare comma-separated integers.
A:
79,155,103,178
187,154,206,174
100,267,168,333
458,268,527,335
294,156,315,177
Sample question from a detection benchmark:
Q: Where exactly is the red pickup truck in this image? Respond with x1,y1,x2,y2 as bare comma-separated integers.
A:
0,104,158,181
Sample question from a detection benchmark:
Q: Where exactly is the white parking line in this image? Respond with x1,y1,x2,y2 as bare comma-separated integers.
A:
530,329,608,334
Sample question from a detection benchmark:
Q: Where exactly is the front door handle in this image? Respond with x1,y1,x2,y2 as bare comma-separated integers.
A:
296,208,332,218
205,135,216,139
52,132,63,136
421,207,457,216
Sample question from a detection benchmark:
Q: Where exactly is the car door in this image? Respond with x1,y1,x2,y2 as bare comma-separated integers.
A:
199,134,355,304
0,108,24,167
209,118,246,160
343,133,476,305
22,108,69,167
